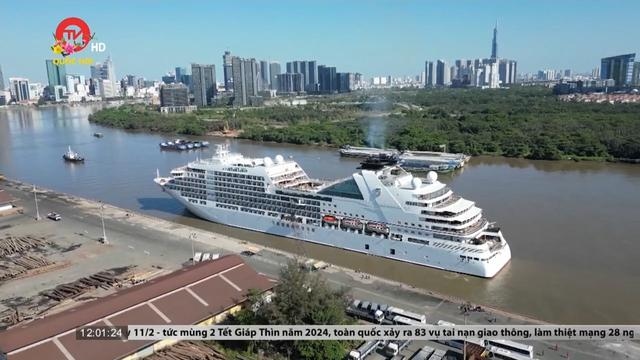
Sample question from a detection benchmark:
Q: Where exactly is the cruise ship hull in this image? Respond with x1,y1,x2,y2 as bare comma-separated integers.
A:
167,189,511,278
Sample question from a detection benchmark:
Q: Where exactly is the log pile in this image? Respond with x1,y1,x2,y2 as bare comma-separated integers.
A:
149,341,228,360
0,255,54,281
0,308,18,329
41,271,118,301
0,235,49,256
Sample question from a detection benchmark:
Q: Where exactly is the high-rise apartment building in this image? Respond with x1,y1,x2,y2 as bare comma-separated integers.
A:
318,65,337,93
269,62,281,90
277,73,303,93
600,53,636,86
436,60,450,86
223,51,233,91
191,63,216,107
259,60,270,90
498,59,517,85
232,57,259,107
425,61,435,87
336,72,353,93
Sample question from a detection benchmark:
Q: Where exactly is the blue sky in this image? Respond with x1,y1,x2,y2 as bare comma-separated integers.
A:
1,0,638,83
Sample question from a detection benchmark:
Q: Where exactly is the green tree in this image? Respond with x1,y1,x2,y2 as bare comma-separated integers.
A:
227,261,351,360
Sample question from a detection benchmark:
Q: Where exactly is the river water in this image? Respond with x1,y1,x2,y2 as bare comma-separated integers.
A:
1,105,639,324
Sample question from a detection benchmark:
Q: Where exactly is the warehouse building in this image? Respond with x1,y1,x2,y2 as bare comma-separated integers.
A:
0,255,274,360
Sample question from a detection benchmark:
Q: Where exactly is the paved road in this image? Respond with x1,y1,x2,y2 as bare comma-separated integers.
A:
1,181,638,360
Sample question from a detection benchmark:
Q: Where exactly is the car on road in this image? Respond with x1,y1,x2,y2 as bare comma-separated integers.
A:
47,212,62,221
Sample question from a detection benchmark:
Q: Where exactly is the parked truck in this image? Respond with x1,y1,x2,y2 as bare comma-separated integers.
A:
385,340,411,357
348,340,382,360
346,299,385,323
410,346,435,360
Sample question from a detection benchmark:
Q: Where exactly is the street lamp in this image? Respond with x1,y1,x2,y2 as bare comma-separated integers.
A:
463,312,469,360
32,185,40,220
189,232,197,265
100,202,108,244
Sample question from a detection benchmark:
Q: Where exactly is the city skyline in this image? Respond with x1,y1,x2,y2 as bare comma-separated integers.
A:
2,1,640,84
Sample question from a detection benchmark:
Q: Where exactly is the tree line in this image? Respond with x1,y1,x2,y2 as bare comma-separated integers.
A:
88,87,640,161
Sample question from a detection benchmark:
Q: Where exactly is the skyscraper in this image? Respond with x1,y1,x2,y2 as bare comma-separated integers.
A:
498,59,517,85
425,61,435,87
318,65,337,93
223,51,233,91
436,60,450,86
600,53,636,86
102,56,117,88
269,62,281,90
0,65,5,91
90,57,117,91
306,60,318,92
232,57,259,107
191,63,216,107
336,73,353,93
491,21,498,59
45,60,67,89
175,67,187,83
259,60,270,90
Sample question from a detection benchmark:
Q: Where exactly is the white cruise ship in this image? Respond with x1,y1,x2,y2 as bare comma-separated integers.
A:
154,145,511,278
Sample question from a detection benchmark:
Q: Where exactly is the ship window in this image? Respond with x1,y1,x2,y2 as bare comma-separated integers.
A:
365,244,369,250
318,178,364,200
390,249,396,255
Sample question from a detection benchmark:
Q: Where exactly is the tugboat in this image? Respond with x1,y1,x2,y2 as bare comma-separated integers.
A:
359,153,399,170
63,146,85,162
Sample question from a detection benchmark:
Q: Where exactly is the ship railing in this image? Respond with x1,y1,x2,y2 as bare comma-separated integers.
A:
432,194,461,208
489,241,504,252
416,187,451,200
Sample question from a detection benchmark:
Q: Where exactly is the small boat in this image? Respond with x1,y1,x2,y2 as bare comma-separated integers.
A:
340,218,364,230
193,142,202,148
365,221,390,235
322,215,339,226
178,145,187,150
160,142,168,148
63,146,85,162
201,141,210,147
187,143,194,149
360,153,399,170
93,132,103,138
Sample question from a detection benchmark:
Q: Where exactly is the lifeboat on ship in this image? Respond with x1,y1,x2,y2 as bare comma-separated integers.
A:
340,218,364,230
365,221,390,235
322,215,339,226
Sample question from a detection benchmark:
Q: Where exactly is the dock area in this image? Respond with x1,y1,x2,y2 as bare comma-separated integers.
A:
340,145,471,172
0,178,637,359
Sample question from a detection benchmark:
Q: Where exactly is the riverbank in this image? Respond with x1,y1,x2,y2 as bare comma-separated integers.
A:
2,178,638,359
87,87,640,162
1,178,537,324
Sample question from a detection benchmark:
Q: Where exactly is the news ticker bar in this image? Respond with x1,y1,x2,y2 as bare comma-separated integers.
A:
75,325,639,341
